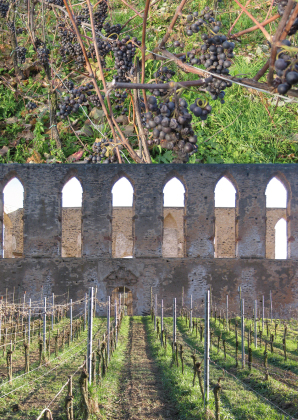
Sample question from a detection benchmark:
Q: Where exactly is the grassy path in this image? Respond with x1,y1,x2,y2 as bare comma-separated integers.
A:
100,317,178,420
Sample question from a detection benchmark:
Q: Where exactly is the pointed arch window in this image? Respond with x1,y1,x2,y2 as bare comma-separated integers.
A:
112,177,134,258
3,178,24,258
162,177,185,257
61,177,83,257
214,177,236,258
265,177,287,259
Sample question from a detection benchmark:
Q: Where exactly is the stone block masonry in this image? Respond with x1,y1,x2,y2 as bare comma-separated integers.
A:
0,164,297,316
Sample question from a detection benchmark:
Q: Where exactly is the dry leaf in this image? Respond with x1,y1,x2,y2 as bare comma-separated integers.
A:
16,129,34,142
67,149,84,162
0,146,9,156
26,150,43,163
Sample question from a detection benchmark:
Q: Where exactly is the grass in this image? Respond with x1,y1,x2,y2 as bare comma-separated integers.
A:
0,0,297,163
171,316,298,419
0,316,106,419
1,315,297,419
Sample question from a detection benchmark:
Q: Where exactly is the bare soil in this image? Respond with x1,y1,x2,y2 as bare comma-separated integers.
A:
105,317,179,420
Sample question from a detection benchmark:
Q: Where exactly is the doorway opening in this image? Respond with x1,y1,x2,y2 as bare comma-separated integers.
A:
111,286,133,315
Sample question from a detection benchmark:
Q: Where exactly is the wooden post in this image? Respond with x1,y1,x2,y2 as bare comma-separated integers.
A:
87,287,94,384
190,295,193,331
51,293,55,330
154,294,157,331
161,299,164,347
241,299,245,368
254,300,257,348
262,295,265,332
70,299,73,342
43,297,47,359
107,296,110,363
66,375,74,420
204,290,210,408
270,290,273,322
173,298,176,349
84,293,87,331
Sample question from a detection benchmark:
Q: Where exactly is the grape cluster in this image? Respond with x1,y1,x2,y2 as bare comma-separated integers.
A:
58,24,85,66
276,0,295,16
7,22,15,32
84,138,117,164
185,8,222,37
45,0,64,7
112,36,140,82
202,75,232,101
94,1,108,32
26,101,37,111
111,91,128,114
16,46,26,64
149,66,176,97
195,35,234,75
37,45,50,65
88,93,105,107
103,22,122,39
16,28,25,35
275,0,298,35
76,6,90,26
57,83,96,119
173,40,185,49
0,0,9,18
64,80,74,91
274,41,298,94
87,37,111,63
144,96,198,159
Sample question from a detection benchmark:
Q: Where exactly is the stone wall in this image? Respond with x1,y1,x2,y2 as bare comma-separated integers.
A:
214,208,235,258
3,209,23,257
61,208,82,257
163,208,184,257
0,163,297,315
112,207,133,258
266,208,287,259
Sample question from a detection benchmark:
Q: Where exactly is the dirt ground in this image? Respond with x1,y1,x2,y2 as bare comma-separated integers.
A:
105,317,179,420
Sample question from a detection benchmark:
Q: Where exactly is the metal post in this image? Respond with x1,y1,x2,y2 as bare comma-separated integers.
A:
115,299,118,344
254,299,257,348
226,294,229,331
87,287,94,384
238,286,241,314
161,299,164,346
51,293,54,330
173,298,176,346
84,293,87,331
28,298,31,344
270,290,272,322
262,295,264,331
43,297,47,352
204,290,210,408
190,295,193,331
154,294,157,331
241,299,245,368
107,296,110,362
70,299,73,342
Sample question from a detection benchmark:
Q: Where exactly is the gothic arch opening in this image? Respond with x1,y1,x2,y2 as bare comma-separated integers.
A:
3,178,24,258
112,177,134,258
266,177,287,259
61,177,83,257
162,177,185,257
111,286,133,316
214,176,236,258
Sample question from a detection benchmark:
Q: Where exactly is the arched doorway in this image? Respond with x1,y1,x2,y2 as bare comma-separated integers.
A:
111,286,133,316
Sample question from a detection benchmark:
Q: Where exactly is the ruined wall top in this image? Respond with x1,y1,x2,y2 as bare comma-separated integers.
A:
0,163,297,259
